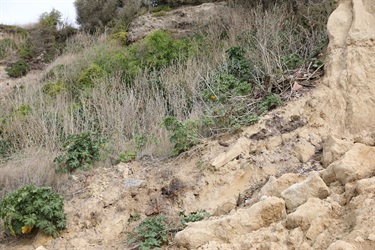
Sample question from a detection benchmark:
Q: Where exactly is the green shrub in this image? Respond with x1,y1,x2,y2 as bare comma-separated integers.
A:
18,42,34,60
152,11,167,17
77,63,106,90
54,132,106,172
259,94,282,114
179,209,210,226
226,45,255,82
117,150,137,163
281,53,304,69
0,139,13,162
0,184,66,236
42,80,66,96
129,30,197,70
152,5,171,13
130,214,168,250
162,116,199,155
110,31,127,45
14,104,32,116
202,73,251,103
5,59,30,78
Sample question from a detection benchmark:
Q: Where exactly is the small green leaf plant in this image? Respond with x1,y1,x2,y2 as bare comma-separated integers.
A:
5,59,30,78
54,132,106,172
0,184,66,236
130,214,168,250
258,93,282,114
179,209,210,226
162,116,199,156
117,150,137,163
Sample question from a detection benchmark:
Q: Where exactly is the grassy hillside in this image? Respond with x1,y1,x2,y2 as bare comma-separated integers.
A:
0,1,334,198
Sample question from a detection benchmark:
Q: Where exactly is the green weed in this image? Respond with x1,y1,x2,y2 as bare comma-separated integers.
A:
117,150,137,163
0,184,66,236
54,132,106,173
179,209,210,226
5,59,30,78
162,116,199,156
130,214,168,250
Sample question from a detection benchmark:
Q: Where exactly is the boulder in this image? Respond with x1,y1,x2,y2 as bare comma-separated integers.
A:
257,173,306,199
211,137,250,169
327,240,357,250
175,197,286,249
322,143,375,185
354,176,375,195
292,139,316,163
281,172,330,211
285,198,332,232
321,135,353,167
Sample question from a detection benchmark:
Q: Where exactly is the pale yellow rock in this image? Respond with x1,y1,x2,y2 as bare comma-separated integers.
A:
322,143,375,185
368,233,375,241
322,135,353,167
257,173,305,199
175,197,286,249
355,177,375,194
211,137,250,169
285,198,332,231
327,240,357,250
292,139,316,163
35,247,47,250
32,232,53,249
281,172,330,211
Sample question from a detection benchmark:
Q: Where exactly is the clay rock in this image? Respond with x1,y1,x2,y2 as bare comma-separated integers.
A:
322,143,375,185
354,176,375,195
292,139,316,163
286,198,332,232
127,2,229,42
322,135,353,167
35,247,48,250
175,197,286,249
211,137,250,169
327,240,358,250
257,173,306,199
281,172,330,211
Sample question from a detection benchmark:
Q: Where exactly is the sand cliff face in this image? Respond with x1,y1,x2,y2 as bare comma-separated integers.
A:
317,0,375,136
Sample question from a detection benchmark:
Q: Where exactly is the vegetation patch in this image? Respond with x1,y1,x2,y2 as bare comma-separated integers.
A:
5,59,30,78
0,184,66,236
162,116,199,156
130,214,168,250
179,209,210,226
54,132,106,173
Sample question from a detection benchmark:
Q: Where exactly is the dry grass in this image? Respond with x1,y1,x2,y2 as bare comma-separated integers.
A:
0,148,68,200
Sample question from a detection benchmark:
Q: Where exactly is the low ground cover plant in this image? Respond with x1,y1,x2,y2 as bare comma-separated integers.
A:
5,59,30,78
130,214,168,250
0,184,66,236
54,132,106,173
179,209,210,226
